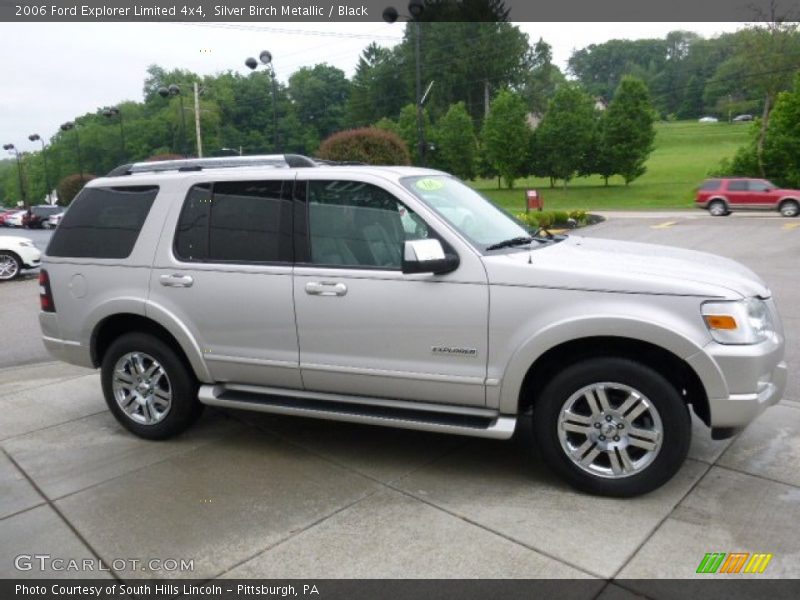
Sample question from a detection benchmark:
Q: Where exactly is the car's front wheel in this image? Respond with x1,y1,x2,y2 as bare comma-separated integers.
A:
101,333,203,440
533,357,691,497
0,251,21,281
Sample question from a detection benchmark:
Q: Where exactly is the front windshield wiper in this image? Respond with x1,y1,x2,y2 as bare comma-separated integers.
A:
485,236,535,251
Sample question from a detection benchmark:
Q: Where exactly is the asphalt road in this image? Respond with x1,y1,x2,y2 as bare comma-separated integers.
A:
0,227,51,368
0,215,798,405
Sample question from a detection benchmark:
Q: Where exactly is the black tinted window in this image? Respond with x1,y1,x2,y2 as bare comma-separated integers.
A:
47,186,158,259
175,180,292,263
727,180,748,191
175,184,211,261
700,180,721,191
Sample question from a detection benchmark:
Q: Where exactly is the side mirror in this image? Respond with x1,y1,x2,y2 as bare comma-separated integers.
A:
402,239,459,275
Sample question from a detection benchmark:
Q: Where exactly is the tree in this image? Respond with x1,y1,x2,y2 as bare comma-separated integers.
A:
347,43,407,127
763,73,800,187
522,38,566,115
317,128,411,165
534,84,596,186
287,64,350,152
397,103,432,165
434,102,477,180
481,89,530,188
597,76,656,185
56,173,95,206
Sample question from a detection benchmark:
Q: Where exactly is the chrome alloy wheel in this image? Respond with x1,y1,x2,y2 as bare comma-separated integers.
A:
557,382,663,479
0,253,20,280
112,352,172,425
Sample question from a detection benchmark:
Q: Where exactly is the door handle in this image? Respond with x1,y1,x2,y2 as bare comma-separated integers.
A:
305,281,347,296
159,273,194,288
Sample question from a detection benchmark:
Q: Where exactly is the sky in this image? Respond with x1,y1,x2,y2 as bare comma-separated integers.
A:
0,21,744,154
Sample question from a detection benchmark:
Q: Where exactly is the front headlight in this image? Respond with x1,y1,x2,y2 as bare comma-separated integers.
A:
702,298,774,345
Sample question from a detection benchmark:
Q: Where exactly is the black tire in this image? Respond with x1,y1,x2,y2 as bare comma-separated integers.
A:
101,332,202,440
532,357,691,497
708,200,728,217
779,200,799,218
0,251,21,281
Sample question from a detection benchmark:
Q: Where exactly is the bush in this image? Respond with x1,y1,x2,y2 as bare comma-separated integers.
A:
317,127,411,166
515,210,588,230
56,173,96,206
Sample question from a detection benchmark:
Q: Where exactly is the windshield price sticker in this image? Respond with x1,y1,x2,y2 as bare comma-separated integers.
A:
415,178,444,191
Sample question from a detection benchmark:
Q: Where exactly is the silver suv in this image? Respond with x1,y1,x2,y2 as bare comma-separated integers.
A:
39,155,787,497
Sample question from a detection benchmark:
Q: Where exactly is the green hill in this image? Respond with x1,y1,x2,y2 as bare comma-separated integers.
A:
474,120,750,212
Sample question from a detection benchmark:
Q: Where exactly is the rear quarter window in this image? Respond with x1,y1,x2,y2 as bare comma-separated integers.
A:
699,180,721,191
46,186,159,259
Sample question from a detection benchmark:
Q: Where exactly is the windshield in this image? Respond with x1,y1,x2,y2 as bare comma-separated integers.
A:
400,175,530,250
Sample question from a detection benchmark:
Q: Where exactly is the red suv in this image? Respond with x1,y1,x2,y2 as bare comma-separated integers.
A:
696,178,800,217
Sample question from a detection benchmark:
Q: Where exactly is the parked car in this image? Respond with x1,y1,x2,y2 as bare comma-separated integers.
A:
733,114,754,122
2,209,26,227
696,178,800,217
698,116,719,123
0,236,42,280
47,210,65,229
39,155,786,497
23,205,63,229
0,208,21,226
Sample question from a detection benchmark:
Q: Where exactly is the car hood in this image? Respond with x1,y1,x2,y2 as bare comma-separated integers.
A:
0,236,34,246
482,236,770,299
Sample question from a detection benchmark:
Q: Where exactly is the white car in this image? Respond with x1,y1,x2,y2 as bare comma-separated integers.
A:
47,212,65,228
698,116,719,123
3,210,26,227
0,236,42,280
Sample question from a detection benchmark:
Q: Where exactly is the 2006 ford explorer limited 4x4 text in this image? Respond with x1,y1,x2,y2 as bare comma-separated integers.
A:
39,155,787,496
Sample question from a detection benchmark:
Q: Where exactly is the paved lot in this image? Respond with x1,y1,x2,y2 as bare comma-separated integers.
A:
0,214,798,589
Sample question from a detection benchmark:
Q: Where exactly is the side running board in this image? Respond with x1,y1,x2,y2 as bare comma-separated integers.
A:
198,384,516,440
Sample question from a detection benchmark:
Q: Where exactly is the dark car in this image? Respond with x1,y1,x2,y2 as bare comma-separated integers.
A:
23,205,63,229
696,178,800,217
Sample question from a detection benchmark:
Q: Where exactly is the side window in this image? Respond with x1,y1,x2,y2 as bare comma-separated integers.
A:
700,180,721,191
47,186,158,259
306,180,431,269
748,180,772,192
727,180,748,191
174,180,292,263
175,184,211,261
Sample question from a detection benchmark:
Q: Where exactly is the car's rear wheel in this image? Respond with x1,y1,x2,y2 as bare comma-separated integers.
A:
779,200,799,218
708,200,728,216
101,333,202,440
532,357,691,497
0,252,21,281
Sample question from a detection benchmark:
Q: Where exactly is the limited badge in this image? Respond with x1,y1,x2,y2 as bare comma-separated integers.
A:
415,178,444,191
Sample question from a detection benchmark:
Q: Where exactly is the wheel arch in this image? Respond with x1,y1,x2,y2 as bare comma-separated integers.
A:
510,336,711,428
91,313,210,382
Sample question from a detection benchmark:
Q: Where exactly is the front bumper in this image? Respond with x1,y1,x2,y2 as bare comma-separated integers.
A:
690,332,787,430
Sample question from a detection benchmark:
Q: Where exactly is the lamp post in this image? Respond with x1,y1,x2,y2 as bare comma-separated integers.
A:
158,84,188,157
245,51,279,153
384,0,426,166
102,106,127,162
59,121,83,180
2,143,27,206
27,134,52,204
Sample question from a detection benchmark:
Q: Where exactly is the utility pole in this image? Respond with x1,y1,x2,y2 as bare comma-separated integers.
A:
194,82,203,158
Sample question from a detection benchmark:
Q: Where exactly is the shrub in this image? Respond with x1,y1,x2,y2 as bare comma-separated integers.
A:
317,127,411,166
515,210,589,230
56,173,96,206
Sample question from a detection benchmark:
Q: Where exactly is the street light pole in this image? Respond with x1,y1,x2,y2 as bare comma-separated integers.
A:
60,122,83,180
245,51,280,153
383,0,427,166
28,134,52,204
158,84,189,157
3,144,27,206
102,107,127,162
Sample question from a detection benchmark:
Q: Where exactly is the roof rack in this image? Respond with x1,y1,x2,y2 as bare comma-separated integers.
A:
105,154,319,177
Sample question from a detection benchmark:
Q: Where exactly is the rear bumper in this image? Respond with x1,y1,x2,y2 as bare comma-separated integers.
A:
41,335,94,369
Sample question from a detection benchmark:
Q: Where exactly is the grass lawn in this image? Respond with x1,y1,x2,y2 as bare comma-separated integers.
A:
472,120,750,213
